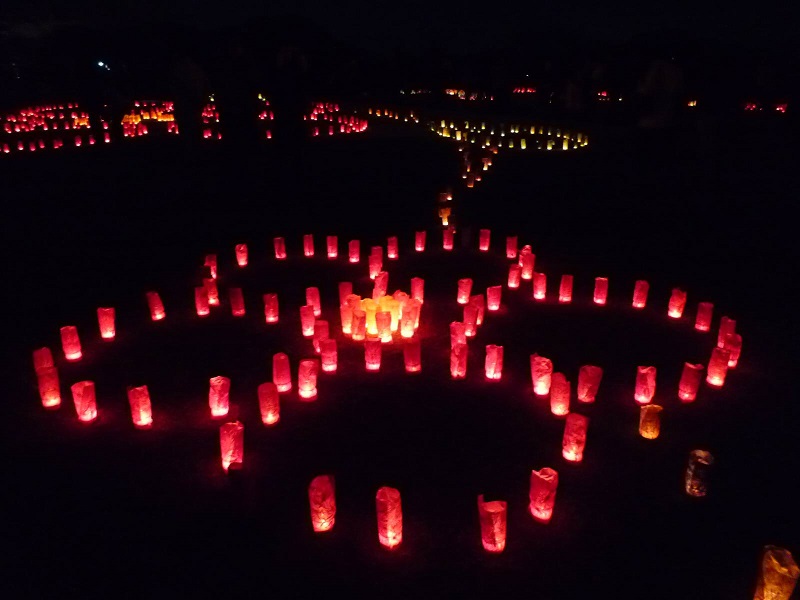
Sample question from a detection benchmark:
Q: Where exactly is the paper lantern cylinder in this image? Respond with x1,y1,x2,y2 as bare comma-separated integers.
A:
477,495,507,553
38,366,61,408
363,299,378,335
320,339,338,372
753,546,799,600
558,275,573,303
594,277,609,305
273,353,292,392
376,311,392,343
531,354,553,396
312,320,330,353
306,287,322,317
365,340,382,371
519,245,532,266
550,373,571,416
309,475,336,532
415,231,426,252
258,382,280,425
219,421,244,472
352,309,367,341
326,236,338,259
577,366,603,403
274,237,287,259
298,359,319,400
411,277,425,303
533,272,547,300
204,254,217,279
127,385,153,428
209,376,231,417
404,339,421,372
195,287,210,316
33,347,54,374
262,293,279,323
635,366,657,404
684,449,714,497
632,280,649,308
443,228,454,250
300,305,316,337
450,322,467,348
679,362,704,402
562,413,589,462
639,404,663,439
529,468,559,523
71,381,97,422
457,278,473,304
717,316,736,348
303,234,314,257
146,291,166,321
340,304,353,335
373,272,389,300
400,308,415,338
706,347,731,387
668,288,687,318
235,243,248,266
695,302,714,332
97,308,116,339
521,254,535,280
204,279,219,306
508,265,521,289
506,236,518,259
338,282,353,306
348,240,360,263
368,254,382,280
229,288,245,317
486,286,502,311
479,229,491,251
60,326,82,360
724,333,743,368
376,486,403,549
387,236,399,259
463,304,478,338
485,345,503,380
450,343,468,379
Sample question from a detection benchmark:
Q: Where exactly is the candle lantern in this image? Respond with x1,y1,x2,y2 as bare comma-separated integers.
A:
203,278,219,306
60,325,82,360
376,486,403,549
695,302,714,332
639,404,663,439
450,343,468,379
303,234,314,257
450,322,467,348
373,272,389,300
533,272,547,300
258,382,280,425
415,231,426,252
531,354,553,396
479,229,491,251
352,309,367,341
485,345,504,380
38,366,61,408
309,475,336,532
33,347,54,374
404,339,421,372
521,254,535,280
558,275,573,303
477,495,507,553
506,236,518,259
338,282,353,306
274,237,287,259
487,286,502,311
550,373,571,416
724,333,742,368
273,353,292,392
340,304,354,335
195,287,210,316
326,236,338,259
457,278,473,304
635,366,657,404
348,240,360,263
411,277,425,303
97,307,116,339
363,299,378,335
298,359,319,400
684,449,713,497
313,320,330,353
678,362,704,402
371,245,383,260
443,228,454,250
257,293,277,323
562,413,589,462
369,254,382,279
376,312,392,343
577,365,603,403
127,385,153,428
209,376,231,417
519,245,532,267
306,287,322,317
753,546,799,600
508,265,521,289
229,288,245,317
593,277,608,305
632,280,649,308
147,291,165,320
300,305,316,337
365,340,382,371
204,254,217,279
235,243,248,266
219,421,244,472
320,339,338,372
464,304,478,337
400,309,415,338
718,316,736,348
706,347,731,387
387,236,399,259
668,288,687,318
71,381,97,422
529,468,558,523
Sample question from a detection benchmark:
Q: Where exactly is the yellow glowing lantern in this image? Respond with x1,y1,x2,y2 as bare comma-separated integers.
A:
678,362,703,402
639,404,663,439
263,293,279,323
298,359,319,400
684,449,713,497
477,495,507,553
668,288,687,318
306,287,321,317
195,287,210,316
127,385,153,428
415,231,426,252
300,305,316,337
208,376,230,418
352,309,367,341
274,237,287,259
235,243,248,267
348,240,360,263
258,382,280,425
219,421,244,472
457,278,473,304
487,285,502,311
706,347,730,387
387,236,399,259
203,278,219,307
309,475,336,532
724,333,742,368
485,344,503,380
438,207,451,226
365,339,382,371
695,301,714,332
593,277,608,305
717,316,736,348
577,365,603,403
60,325,82,361
529,467,558,523
533,272,547,300
479,229,491,251
632,280,649,308
450,343,467,379
562,413,588,462
229,288,245,317
753,546,799,600
443,228,454,250
531,354,553,395
273,352,292,392
550,373,571,416
376,311,392,343
312,320,330,353
71,380,97,422
635,366,657,404
303,234,314,257
37,366,61,408
506,236,518,259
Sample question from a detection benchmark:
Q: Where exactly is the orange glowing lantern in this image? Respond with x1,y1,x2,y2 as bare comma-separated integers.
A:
376,311,392,343
71,380,97,422
632,280,649,308
400,309,415,338
338,282,353,306
706,347,731,387
320,339,338,372
348,240,360,263
558,275,573,303
753,546,799,600
678,362,704,402
668,288,687,318
209,376,231,418
562,413,588,462
37,366,61,408
306,287,322,317
273,353,292,392
635,366,657,404
477,495,507,553
479,229,491,251
411,277,425,303
97,307,116,339
204,254,217,279
695,302,714,332
718,316,736,348
533,272,547,300
450,343,468,379
309,475,336,532
639,404,663,439
485,345,503,380
521,254,535,280
593,277,608,305
531,354,553,396
326,236,338,259
219,421,244,472
365,339,382,371
195,287,210,316
127,385,153,428
300,305,316,337
235,243,248,266
203,278,219,307
363,299,378,335
724,333,742,368
684,449,713,497
486,286,502,311
340,304,354,335
33,347,54,374
298,359,319,400
274,237,287,259
550,373,571,416
60,325,82,360
529,467,558,523
415,231,426,252
313,320,330,353
229,288,245,317
258,382,280,425
506,236,518,259
373,272,389,299
303,234,315,257
387,236,399,259
376,487,403,549
369,254,382,279
404,339,421,372
263,293,279,323
443,228,454,250
352,309,367,341
457,278,473,304
577,365,603,403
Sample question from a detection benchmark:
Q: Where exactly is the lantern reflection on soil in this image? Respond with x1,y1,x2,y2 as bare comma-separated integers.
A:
258,382,280,425
309,475,336,532
529,467,558,523
71,380,97,422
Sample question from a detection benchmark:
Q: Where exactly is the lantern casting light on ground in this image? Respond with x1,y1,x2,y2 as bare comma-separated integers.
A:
219,421,244,472
203,278,219,306
668,288,687,318
313,320,330,353
97,307,116,339
415,231,426,252
348,240,360,263
309,475,336,532
635,366,657,404
706,347,731,387
306,287,321,317
376,486,403,549
594,277,608,305
531,354,553,396
387,236,398,259
633,280,649,308
209,376,230,417
639,404,663,439
273,352,292,392
71,380,97,422
411,277,425,304
685,449,713,497
127,385,153,428
550,373,571,416
33,347,53,373
404,339,421,372
718,316,736,348
443,228,454,250
60,326,82,361
258,382,280,425
562,413,589,462
529,467,558,523
263,293,279,323
351,309,366,341
724,333,742,368
695,302,713,331
521,254,535,280
477,495,507,553
298,359,319,400
753,546,799,600
300,305,316,337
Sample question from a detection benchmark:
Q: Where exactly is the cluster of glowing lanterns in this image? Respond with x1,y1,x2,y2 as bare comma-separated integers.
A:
512,87,537,94
307,102,368,137
367,107,420,124
1,102,107,153
257,94,274,139
122,101,178,137
434,120,589,154
444,89,493,101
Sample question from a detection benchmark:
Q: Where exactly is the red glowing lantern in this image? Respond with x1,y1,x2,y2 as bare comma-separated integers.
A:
678,362,703,402
274,237,287,259
463,304,478,337
508,265,521,289
262,293,279,323
373,272,389,300
411,277,425,303
533,272,547,300
577,365,603,403
485,345,503,380
632,280,649,309
303,234,315,257
550,373,571,416
204,278,219,307
717,316,736,348
365,339,382,371
309,475,336,532
300,305,316,337
352,309,367,341
127,385,153,428
695,302,714,332
529,467,558,523
376,486,403,549
521,254,535,280
258,382,280,425
724,333,742,368
369,254,382,280
320,339,338,372
415,231,426,252
37,366,61,408
375,311,392,343
443,228,454,250
229,288,245,317
486,286,502,311
298,359,319,400
531,354,553,396
219,421,244,472
60,325,82,361
273,353,292,392
71,380,97,422
477,495,507,553
668,288,687,318
146,291,165,321
313,320,330,353
479,229,491,251
204,254,218,279
348,240,360,263
33,347,54,374
635,366,657,404
325,235,338,259
558,275,573,303
306,287,322,317
404,339,421,372
194,287,210,316
450,343,468,379
457,278,473,304
97,307,116,339
469,294,485,326
562,413,588,462
506,236,518,259
387,236,399,259
209,376,230,417
338,282,353,306
706,347,730,387
235,243,248,267
594,277,608,305
450,322,467,348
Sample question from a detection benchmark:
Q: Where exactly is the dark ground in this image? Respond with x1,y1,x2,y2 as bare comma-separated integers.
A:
2,110,799,598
